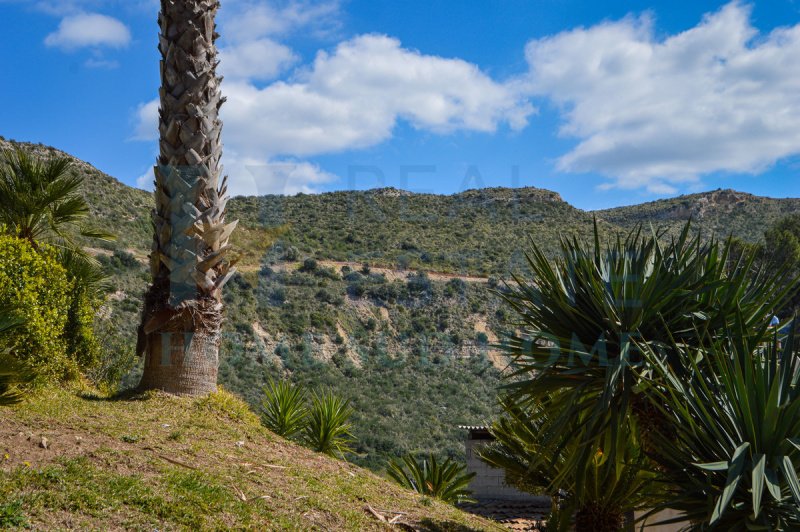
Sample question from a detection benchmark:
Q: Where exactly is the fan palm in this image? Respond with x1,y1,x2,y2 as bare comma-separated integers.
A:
136,0,237,395
387,453,476,505
640,317,800,530
0,148,113,248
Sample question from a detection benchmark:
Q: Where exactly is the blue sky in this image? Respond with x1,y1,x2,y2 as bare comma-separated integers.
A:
1,0,800,209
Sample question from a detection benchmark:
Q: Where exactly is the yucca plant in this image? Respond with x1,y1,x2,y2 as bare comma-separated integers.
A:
640,316,800,530
260,379,308,439
387,453,476,505
500,221,796,483
479,396,659,532
303,390,355,458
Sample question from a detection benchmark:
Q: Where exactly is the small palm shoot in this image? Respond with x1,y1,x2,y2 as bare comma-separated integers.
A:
260,379,308,439
387,454,476,505
303,390,355,458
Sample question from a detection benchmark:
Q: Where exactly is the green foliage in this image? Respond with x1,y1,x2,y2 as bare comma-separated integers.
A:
640,320,800,529
0,304,30,406
479,397,658,531
0,148,113,247
303,390,355,458
0,499,27,528
260,379,308,438
499,221,794,486
387,453,476,505
0,235,75,379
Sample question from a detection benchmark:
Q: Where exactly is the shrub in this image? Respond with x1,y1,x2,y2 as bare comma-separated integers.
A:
0,235,75,379
300,258,318,272
387,453,476,505
303,390,354,458
260,379,308,438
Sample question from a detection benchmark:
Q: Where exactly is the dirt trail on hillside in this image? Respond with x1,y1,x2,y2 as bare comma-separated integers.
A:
272,260,490,284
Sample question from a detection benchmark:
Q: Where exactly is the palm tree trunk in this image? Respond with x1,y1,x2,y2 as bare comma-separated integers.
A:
137,0,236,396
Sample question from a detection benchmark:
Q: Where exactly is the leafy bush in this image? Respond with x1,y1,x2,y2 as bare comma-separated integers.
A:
387,453,476,505
0,235,75,379
303,390,354,458
260,379,308,438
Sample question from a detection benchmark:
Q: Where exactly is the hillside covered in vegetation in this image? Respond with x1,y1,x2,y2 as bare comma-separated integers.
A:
4,137,800,475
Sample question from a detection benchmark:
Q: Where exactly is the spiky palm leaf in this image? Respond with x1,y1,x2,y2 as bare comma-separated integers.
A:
260,379,308,439
500,221,796,487
303,391,354,458
640,317,800,530
387,453,476,505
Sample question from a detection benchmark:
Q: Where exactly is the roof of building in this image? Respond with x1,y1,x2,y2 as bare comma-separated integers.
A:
457,425,489,431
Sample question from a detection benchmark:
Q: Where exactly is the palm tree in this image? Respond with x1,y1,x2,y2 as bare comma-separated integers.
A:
0,148,113,248
136,0,237,395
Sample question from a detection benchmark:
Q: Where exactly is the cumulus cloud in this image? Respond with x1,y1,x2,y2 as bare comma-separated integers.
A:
218,39,298,82
136,167,154,191
229,157,338,196
525,1,800,192
44,12,131,50
132,99,159,141
134,33,533,195
223,34,534,158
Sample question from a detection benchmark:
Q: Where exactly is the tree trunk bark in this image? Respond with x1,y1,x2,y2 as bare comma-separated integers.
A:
137,0,236,396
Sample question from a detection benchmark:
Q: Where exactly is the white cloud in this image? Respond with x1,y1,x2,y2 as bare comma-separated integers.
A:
223,34,534,158
229,157,338,196
132,99,159,141
525,1,800,192
136,167,154,191
219,0,341,43
219,39,297,82
134,33,533,195
45,12,131,50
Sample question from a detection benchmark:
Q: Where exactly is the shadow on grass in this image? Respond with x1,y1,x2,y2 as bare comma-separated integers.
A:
416,519,489,532
77,387,155,402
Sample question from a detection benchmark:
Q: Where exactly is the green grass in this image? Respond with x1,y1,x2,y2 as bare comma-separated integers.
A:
0,387,499,531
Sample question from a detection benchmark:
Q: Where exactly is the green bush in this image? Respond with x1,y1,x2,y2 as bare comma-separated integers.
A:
0,235,74,379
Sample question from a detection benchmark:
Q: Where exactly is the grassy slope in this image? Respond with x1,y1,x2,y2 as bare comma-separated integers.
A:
0,387,498,531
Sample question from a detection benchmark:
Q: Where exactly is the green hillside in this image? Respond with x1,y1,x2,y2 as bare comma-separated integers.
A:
596,188,800,242
4,137,800,476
